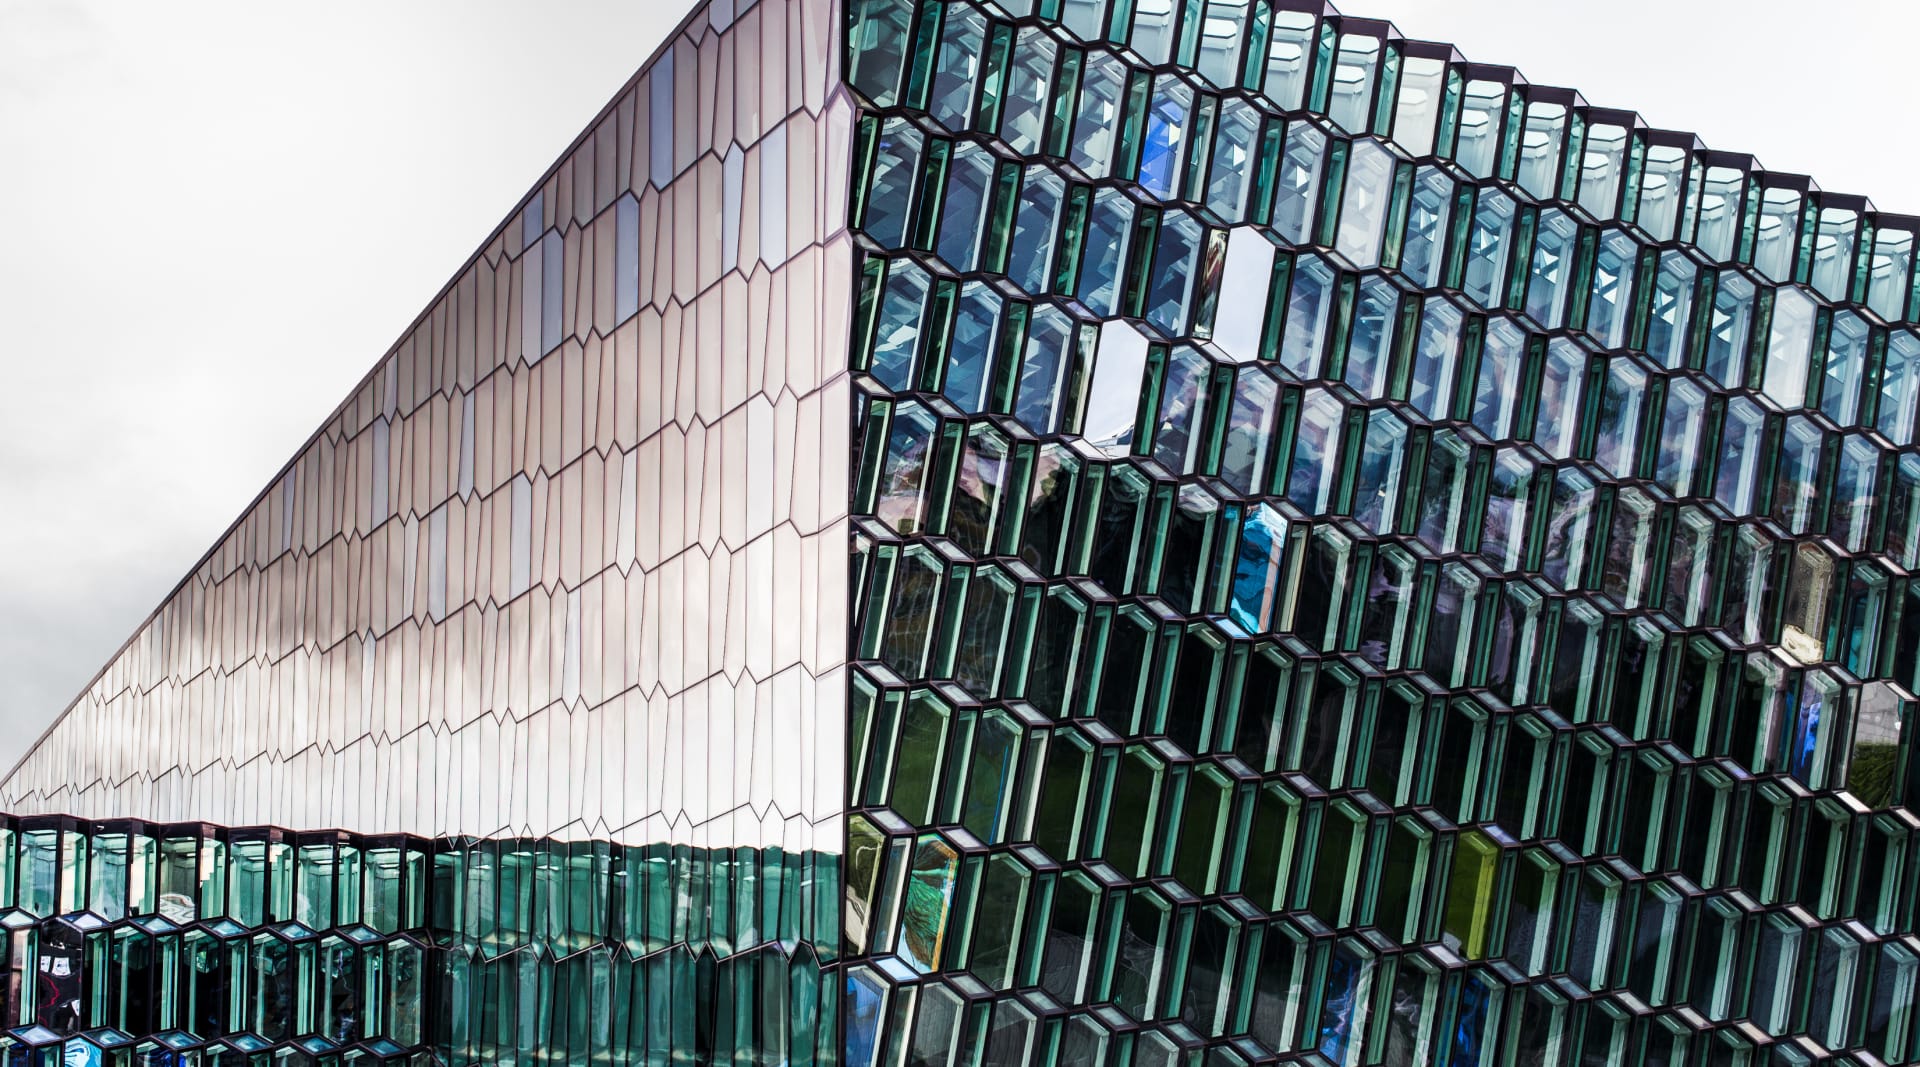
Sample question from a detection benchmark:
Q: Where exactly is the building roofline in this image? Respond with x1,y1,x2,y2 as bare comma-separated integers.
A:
4,0,721,786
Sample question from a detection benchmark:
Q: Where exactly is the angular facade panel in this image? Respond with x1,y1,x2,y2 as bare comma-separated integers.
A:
8,0,1920,1062
0,0,851,1060
7,0,851,857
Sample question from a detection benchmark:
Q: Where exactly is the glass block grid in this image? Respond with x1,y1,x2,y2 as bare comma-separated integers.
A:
842,1,1920,1065
0,815,834,1065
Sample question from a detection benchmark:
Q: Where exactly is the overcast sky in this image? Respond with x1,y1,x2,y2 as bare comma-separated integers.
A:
1,0,1915,774
0,0,701,772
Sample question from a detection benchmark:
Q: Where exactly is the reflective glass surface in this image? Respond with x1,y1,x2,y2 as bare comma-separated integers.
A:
844,2,1920,1065
11,0,1920,1062
1,0,852,1062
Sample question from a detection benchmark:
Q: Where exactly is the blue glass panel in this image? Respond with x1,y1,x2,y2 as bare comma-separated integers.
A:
1009,167,1064,295
944,283,1002,413
938,145,995,272
1015,307,1076,433
1280,255,1334,378
1139,78,1192,201
648,47,675,189
870,262,931,392
1317,946,1362,1062
1232,505,1287,633
1146,212,1204,335
1076,190,1136,316
844,971,887,1067
615,195,640,324
1446,973,1491,1067
863,119,924,250
1644,251,1697,370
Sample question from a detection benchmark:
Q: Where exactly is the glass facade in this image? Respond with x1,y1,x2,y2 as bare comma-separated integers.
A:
0,817,833,1064
7,0,1920,1063
842,1,1920,1065
0,0,853,1063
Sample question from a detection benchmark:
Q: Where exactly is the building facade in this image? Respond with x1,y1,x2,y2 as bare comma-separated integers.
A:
6,0,1920,1063
0,1,851,1061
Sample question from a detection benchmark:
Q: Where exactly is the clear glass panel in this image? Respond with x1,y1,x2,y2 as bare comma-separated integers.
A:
1761,286,1817,409
1532,338,1589,460
1525,209,1579,329
1587,230,1639,349
1868,226,1915,320
1085,320,1153,454
1327,33,1382,133
1462,189,1516,309
1392,57,1446,158
1471,317,1529,440
1287,387,1346,514
1076,188,1137,316
1153,345,1214,473
1453,79,1506,179
1398,166,1454,289
1515,100,1567,200
1128,0,1178,65
1221,366,1280,495
1280,254,1336,378
1073,54,1130,181
1197,1,1254,89
1146,211,1207,334
1877,330,1920,446
1819,310,1870,426
1009,166,1066,295
1015,305,1082,433
929,5,990,131
1752,186,1803,283
1771,415,1825,535
1645,250,1698,370
1206,98,1264,223
1809,208,1858,301
863,118,925,249
1213,227,1278,363
1343,274,1402,399
945,281,1004,413
1692,165,1747,262
1577,124,1629,220
1654,376,1707,497
1353,409,1411,534
1703,271,1756,388
1637,144,1688,240
1593,356,1648,480
869,259,932,392
1406,296,1463,421
998,28,1058,156
1262,12,1319,111
1714,396,1768,515
1335,139,1396,268
938,143,997,272
1272,122,1327,246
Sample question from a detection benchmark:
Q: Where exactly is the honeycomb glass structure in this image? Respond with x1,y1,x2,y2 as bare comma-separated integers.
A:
840,1,1920,1065
8,0,1920,1062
